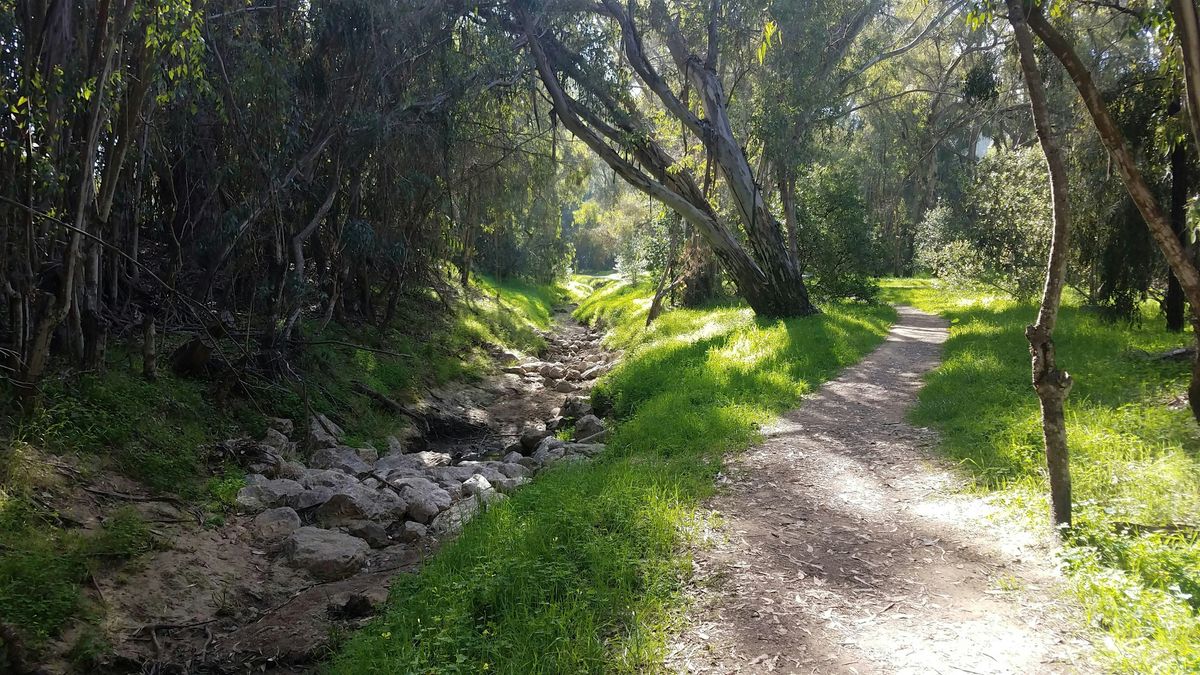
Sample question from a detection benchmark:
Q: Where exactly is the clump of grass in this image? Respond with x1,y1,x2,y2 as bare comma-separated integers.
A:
329,286,894,673
880,277,1200,672
0,493,155,646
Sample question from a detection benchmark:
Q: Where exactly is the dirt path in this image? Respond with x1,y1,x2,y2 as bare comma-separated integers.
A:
666,306,1094,674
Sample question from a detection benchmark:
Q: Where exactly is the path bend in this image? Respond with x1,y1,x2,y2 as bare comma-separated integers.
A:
667,306,1093,674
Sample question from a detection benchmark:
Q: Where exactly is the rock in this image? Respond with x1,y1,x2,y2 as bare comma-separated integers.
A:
300,468,356,490
516,456,541,470
502,451,525,465
493,476,531,494
341,520,391,548
501,365,525,375
328,585,389,619
293,488,333,510
356,446,379,464
236,478,304,512
267,417,295,437
283,527,368,581
502,439,524,456
275,460,306,481
563,442,606,458
531,445,566,467
386,435,405,455
565,369,583,381
261,427,291,453
560,396,592,421
393,520,427,542
429,499,481,536
313,484,407,526
456,461,507,484
580,363,611,380
553,380,577,393
519,428,549,451
309,446,373,476
308,414,344,448
375,451,452,475
535,436,566,454
252,507,300,542
497,462,531,479
462,474,495,499
545,415,566,431
389,476,452,523
574,415,606,441
539,364,565,379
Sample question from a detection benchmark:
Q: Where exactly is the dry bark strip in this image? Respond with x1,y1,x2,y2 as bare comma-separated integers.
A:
667,306,1095,674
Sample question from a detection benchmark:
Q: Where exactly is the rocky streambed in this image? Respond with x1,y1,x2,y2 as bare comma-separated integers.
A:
72,308,617,673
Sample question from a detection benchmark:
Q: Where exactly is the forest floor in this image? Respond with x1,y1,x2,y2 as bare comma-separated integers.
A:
666,306,1096,674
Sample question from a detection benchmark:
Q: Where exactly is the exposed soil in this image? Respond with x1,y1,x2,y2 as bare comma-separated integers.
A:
37,307,613,674
666,306,1096,674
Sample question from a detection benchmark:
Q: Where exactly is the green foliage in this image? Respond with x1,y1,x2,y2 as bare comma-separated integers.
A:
330,285,893,673
914,148,1052,300
795,164,880,301
880,278,1200,672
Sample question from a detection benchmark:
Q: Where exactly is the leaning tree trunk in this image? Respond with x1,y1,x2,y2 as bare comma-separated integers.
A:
1028,7,1200,425
1010,0,1074,528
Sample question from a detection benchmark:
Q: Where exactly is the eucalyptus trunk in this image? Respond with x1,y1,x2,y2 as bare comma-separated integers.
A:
1009,0,1074,527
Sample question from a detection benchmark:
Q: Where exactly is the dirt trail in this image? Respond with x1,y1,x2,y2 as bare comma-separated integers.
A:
666,306,1095,674
43,307,613,674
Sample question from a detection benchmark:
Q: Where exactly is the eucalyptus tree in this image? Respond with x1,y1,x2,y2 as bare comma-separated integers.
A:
496,0,956,315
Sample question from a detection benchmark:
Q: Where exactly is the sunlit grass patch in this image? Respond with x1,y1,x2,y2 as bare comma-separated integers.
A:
880,277,1200,672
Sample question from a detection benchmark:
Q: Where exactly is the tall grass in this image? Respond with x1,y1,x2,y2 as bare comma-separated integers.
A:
880,278,1200,672
329,279,894,673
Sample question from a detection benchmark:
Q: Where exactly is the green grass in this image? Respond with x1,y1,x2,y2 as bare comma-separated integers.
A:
329,279,894,673
0,446,157,647
0,274,563,653
880,278,1200,673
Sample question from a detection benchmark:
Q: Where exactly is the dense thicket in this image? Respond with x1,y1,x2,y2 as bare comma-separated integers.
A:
0,1,574,399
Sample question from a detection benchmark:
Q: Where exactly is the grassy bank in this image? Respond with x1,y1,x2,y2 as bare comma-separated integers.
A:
0,275,562,654
880,278,1200,672
329,279,894,673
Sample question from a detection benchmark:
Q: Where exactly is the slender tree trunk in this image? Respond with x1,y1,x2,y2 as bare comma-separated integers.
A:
1028,7,1200,425
1173,0,1200,159
1010,0,1073,528
1166,142,1190,332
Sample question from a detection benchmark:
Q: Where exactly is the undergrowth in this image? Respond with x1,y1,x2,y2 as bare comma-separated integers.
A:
880,278,1200,672
329,276,894,673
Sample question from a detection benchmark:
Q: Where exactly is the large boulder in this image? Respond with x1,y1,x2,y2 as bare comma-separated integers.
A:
300,468,356,490
341,520,391,548
389,476,453,524
553,380,577,393
519,427,550,451
374,451,452,476
493,476,531,494
462,474,495,499
283,527,369,580
560,396,592,421
574,415,607,441
236,477,304,512
313,483,407,527
252,507,301,542
579,363,611,380
309,446,373,476
428,499,480,536
308,414,344,449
